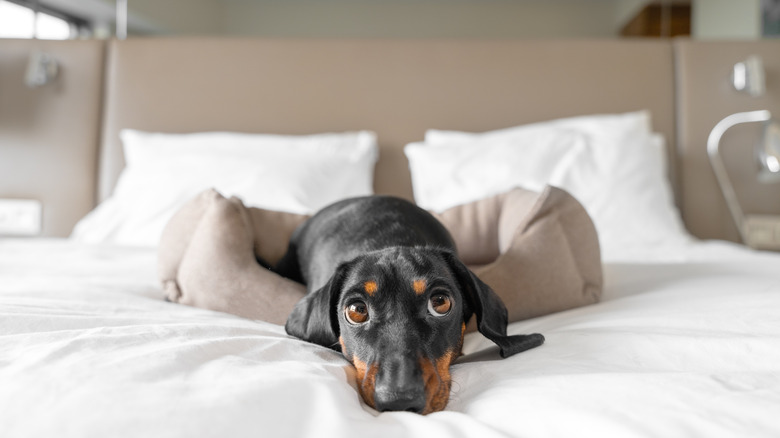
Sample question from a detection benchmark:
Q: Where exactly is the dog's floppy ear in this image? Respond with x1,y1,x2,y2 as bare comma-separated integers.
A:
442,251,545,358
284,262,352,351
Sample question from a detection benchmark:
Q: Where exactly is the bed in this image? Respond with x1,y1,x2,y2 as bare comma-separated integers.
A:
3,238,779,437
2,38,780,437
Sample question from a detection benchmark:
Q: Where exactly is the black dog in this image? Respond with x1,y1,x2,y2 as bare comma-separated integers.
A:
276,195,544,414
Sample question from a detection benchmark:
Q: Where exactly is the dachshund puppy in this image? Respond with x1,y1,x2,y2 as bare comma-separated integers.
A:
277,196,544,414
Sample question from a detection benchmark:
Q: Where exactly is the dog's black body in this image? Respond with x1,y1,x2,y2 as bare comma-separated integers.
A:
277,195,544,414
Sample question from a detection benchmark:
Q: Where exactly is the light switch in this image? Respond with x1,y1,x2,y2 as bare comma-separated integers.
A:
0,199,42,236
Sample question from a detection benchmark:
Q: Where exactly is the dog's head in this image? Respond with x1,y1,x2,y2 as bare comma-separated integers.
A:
285,247,544,414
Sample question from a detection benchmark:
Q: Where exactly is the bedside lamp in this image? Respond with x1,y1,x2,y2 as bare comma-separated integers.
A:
708,110,780,250
707,54,780,251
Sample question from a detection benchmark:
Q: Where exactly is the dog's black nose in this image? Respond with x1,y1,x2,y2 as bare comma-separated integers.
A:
373,354,426,413
374,389,426,414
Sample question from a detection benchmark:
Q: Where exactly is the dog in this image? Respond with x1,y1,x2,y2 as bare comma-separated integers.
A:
276,195,544,414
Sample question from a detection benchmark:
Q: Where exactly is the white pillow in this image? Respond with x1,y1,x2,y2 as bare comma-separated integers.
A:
426,111,653,173
71,130,378,247
421,111,690,259
405,128,588,212
556,132,691,259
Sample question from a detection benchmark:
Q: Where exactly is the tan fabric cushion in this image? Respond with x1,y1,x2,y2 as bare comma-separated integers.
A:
158,189,307,325
432,186,602,322
159,186,601,326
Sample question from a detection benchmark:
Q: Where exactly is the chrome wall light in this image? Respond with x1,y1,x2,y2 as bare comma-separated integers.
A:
731,55,765,97
24,50,58,88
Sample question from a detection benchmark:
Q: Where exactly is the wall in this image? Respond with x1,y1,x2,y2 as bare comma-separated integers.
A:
221,0,620,38
0,40,104,237
692,0,762,39
118,0,225,35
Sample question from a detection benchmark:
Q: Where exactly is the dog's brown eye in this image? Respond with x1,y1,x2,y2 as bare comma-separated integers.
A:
345,301,369,324
428,293,452,316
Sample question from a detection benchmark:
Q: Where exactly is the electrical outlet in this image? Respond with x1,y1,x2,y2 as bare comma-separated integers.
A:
0,199,42,236
744,214,780,251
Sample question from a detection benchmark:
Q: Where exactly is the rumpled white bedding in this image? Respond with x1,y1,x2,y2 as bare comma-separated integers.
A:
1,238,779,438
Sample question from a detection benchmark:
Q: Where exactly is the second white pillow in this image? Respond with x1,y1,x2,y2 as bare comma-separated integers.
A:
405,128,588,212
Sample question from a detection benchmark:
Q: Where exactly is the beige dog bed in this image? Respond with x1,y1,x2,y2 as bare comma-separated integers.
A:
158,186,602,326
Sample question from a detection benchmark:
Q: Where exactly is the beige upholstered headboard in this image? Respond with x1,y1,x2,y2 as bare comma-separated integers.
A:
99,38,677,205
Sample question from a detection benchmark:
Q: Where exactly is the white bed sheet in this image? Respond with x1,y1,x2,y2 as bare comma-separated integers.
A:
1,238,779,438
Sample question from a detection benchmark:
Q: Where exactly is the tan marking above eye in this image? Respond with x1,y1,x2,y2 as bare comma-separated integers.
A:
364,281,378,295
412,279,427,295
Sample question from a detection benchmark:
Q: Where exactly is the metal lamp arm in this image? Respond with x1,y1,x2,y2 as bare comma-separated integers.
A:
707,110,771,241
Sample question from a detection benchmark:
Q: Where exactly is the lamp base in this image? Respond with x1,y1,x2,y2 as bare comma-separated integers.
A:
743,215,780,251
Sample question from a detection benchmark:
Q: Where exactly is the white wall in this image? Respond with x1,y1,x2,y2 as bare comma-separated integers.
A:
692,0,761,39
221,0,620,38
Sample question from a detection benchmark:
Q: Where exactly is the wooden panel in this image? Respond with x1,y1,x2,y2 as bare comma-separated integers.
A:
621,3,691,38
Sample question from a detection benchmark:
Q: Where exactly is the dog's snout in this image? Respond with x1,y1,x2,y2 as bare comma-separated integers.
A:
373,356,426,413
374,387,426,414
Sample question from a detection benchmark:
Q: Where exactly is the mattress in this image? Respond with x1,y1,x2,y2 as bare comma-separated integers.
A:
2,238,779,438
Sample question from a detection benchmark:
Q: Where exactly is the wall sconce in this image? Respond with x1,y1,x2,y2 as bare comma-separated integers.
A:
731,55,765,97
24,50,58,88
708,110,780,250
